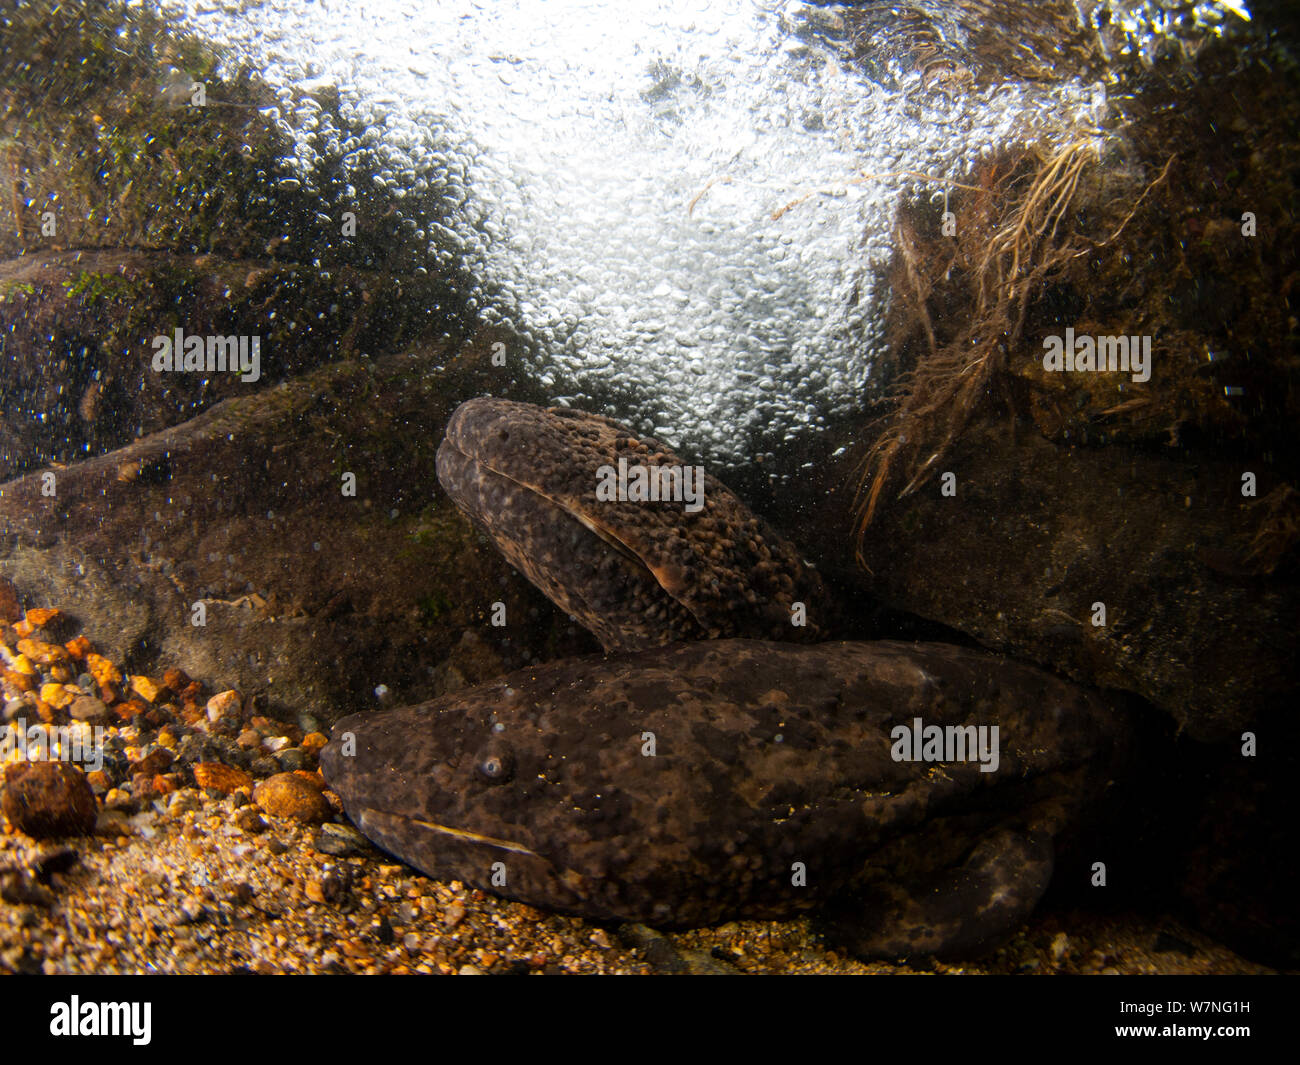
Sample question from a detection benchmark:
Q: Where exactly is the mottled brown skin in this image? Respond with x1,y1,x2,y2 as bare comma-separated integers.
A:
436,398,828,651
326,397,1125,957
323,640,1123,954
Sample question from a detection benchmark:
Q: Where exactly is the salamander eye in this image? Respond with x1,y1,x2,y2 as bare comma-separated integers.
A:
476,742,515,784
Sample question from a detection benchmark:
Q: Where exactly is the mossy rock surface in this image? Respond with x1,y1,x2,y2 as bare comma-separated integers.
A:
0,249,464,479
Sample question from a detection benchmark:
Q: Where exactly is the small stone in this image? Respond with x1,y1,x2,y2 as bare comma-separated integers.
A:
443,901,466,929
192,762,253,796
85,653,122,687
85,769,112,794
4,669,33,692
131,748,174,777
264,835,288,855
301,731,329,753
590,929,612,949
38,682,76,709
206,690,242,727
457,964,486,976
162,668,191,692
262,735,291,753
272,747,307,771
0,761,97,838
306,872,347,905
24,607,62,629
104,788,134,811
236,728,262,750
314,822,370,857
129,675,165,703
0,868,54,906
1050,932,1071,962
254,772,331,823
64,636,93,660
156,727,178,749
11,654,36,676
167,789,203,815
232,806,267,834
17,639,69,665
68,695,111,725
94,809,131,836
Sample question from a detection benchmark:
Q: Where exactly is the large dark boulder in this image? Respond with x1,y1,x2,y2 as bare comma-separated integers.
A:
0,343,593,723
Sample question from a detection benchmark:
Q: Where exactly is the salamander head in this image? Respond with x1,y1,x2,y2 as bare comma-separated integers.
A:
435,397,827,651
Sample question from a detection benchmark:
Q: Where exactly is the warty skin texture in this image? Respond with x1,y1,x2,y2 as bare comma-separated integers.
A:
323,638,1123,952
436,398,829,652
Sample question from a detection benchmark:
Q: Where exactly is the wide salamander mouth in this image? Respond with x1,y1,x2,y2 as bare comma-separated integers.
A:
355,806,543,859
344,804,600,917
438,436,669,577
321,720,567,886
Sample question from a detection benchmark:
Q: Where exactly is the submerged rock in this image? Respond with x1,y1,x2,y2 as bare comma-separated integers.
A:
254,772,330,824
1,761,97,838
0,347,591,722
848,422,1298,741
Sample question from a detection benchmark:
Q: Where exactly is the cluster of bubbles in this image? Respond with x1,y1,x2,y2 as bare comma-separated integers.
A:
1088,0,1255,66
154,0,1250,472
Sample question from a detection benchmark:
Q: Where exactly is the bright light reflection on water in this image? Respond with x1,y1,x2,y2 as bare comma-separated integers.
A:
162,0,1114,469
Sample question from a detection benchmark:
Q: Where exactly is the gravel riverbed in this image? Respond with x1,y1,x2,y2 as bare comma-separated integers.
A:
0,592,1269,976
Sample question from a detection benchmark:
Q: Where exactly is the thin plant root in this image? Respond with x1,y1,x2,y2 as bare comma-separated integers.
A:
851,138,1158,563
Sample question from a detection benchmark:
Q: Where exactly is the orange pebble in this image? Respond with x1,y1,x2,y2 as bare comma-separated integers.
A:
64,635,93,659
3,669,33,693
25,607,62,628
86,652,122,686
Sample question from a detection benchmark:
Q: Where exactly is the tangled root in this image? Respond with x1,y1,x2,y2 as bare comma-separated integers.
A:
852,139,1172,564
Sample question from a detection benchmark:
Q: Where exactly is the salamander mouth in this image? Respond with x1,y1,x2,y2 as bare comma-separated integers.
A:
356,806,542,859
438,437,665,578
346,804,599,917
